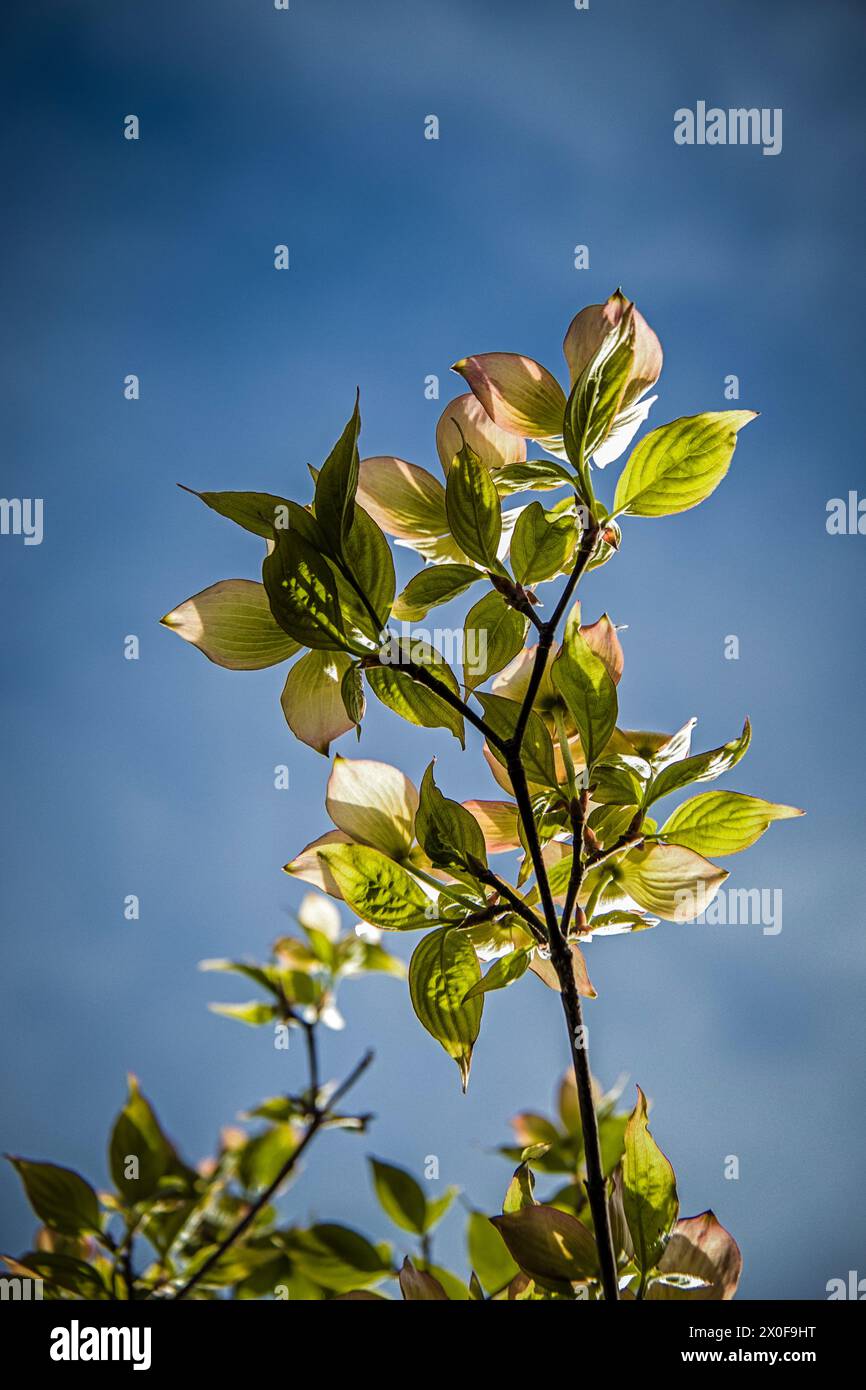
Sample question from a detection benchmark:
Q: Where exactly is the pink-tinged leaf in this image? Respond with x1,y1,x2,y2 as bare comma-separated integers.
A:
580,614,625,685
398,1256,450,1300
563,290,663,410
648,1211,743,1300
356,456,448,540
436,392,526,476
161,579,300,670
325,756,419,859
280,650,355,755
453,354,567,447
461,799,520,853
491,643,558,710
283,830,353,897
529,943,596,999
482,743,516,796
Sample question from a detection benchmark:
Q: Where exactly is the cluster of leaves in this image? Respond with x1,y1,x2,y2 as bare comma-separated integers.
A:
4,291,802,1301
3,894,740,1300
152,288,804,1297
161,290,801,1099
2,896,403,1301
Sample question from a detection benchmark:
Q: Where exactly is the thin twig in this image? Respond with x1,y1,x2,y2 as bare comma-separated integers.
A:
173,1049,374,1301
474,867,548,946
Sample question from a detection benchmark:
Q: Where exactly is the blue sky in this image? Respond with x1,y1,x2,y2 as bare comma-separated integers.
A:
2,0,865,1298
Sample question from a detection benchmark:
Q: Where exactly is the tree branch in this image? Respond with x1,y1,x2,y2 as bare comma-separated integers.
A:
473,866,548,946
502,518,620,1300
366,656,508,752
173,1048,374,1301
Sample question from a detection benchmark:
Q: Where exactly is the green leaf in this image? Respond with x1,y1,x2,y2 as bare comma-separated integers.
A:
503,1161,536,1213
613,411,757,518
367,637,465,744
409,927,483,1090
659,791,803,856
281,650,355,755
8,1252,110,1300
109,1075,194,1203
646,719,751,805
424,1187,458,1231
179,487,299,541
491,460,574,495
475,692,558,789
510,502,576,584
8,1159,101,1236
445,436,502,568
622,1086,679,1277
466,1212,520,1293
393,564,481,621
340,662,366,731
208,1000,279,1026
462,591,528,694
314,396,361,559
316,843,436,930
238,1125,298,1193
491,1206,598,1289
287,1224,391,1292
616,842,727,921
591,754,649,807
564,308,636,478
161,579,300,670
369,1159,427,1235
263,528,362,654
551,603,618,769
341,503,395,637
415,762,488,874
463,948,530,1001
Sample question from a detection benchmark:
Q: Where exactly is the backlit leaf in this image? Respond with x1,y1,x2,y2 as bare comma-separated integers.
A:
393,564,481,621
445,436,502,569
463,591,528,694
409,927,483,1090
647,719,751,804
326,756,419,859
622,1087,679,1277
613,411,757,518
415,762,488,873
616,843,727,921
510,502,577,584
161,579,300,670
551,602,618,769
659,791,803,856
316,844,435,930
280,650,354,755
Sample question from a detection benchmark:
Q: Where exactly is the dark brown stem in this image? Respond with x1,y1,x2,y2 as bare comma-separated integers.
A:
504,520,619,1301
547,930,619,1302
559,792,588,939
374,657,508,752
474,866,548,946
